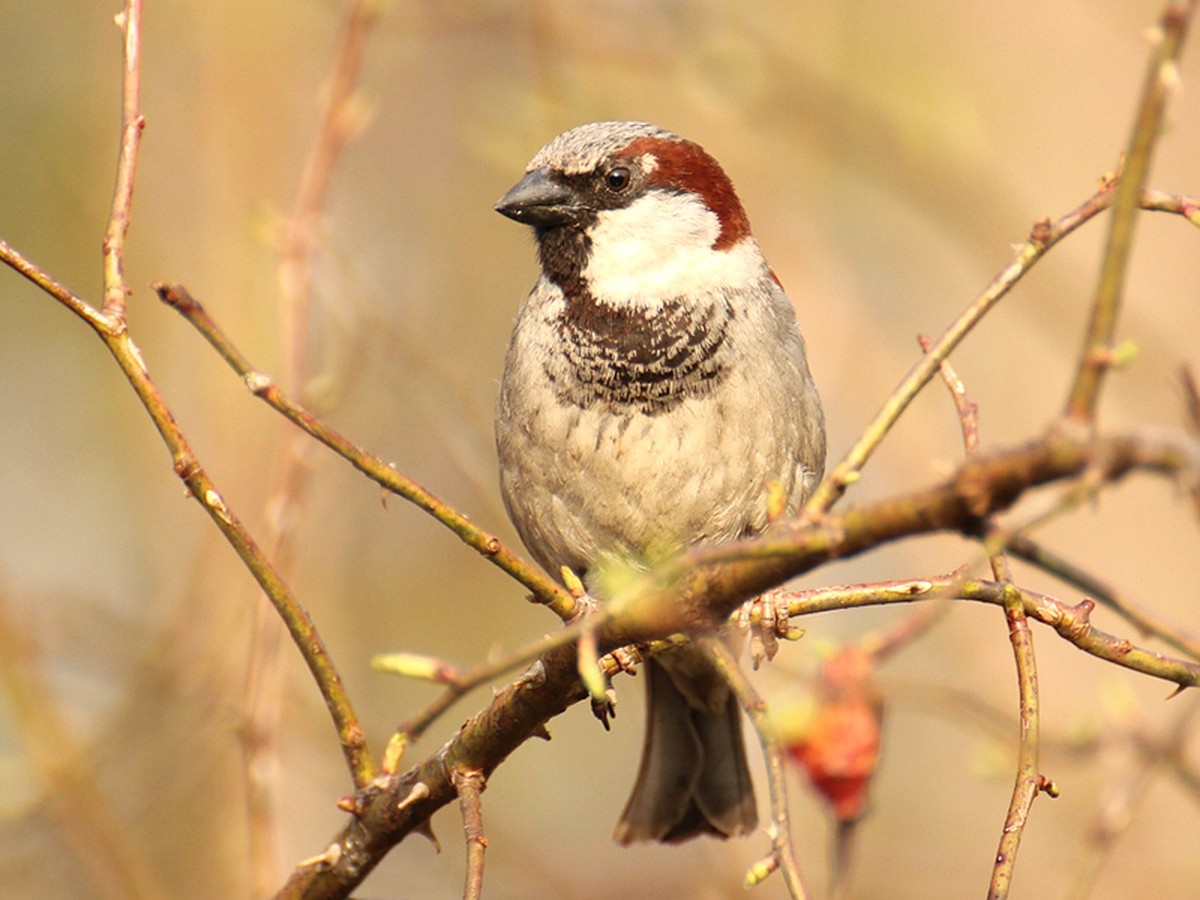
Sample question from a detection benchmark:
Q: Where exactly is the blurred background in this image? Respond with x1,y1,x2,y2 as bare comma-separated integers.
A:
1,1,1198,897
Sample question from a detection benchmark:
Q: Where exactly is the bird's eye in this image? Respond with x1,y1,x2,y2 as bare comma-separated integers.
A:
605,166,631,191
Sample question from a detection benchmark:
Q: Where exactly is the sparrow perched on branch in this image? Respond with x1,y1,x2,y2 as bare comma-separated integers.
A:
494,121,825,844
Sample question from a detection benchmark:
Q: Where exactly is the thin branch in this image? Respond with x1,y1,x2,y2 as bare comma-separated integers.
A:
0,4,378,794
920,333,1046,898
1141,187,1200,224
277,428,1199,896
101,0,145,321
805,187,1098,513
989,584,1044,900
806,182,1200,513
997,585,1195,688
111,335,377,785
775,576,1200,689
1007,534,1200,662
697,637,809,900
748,570,1200,689
154,282,577,620
452,769,488,900
0,239,113,332
918,333,979,452
386,610,613,743
0,260,374,788
1065,0,1197,422
277,0,379,391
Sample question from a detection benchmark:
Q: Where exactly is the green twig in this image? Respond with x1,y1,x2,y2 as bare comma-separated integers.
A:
806,188,1104,512
1065,1,1197,422
807,178,1200,513
389,608,613,742
153,282,577,620
0,251,374,790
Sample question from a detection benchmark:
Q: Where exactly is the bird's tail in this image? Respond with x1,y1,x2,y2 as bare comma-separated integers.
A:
613,652,757,844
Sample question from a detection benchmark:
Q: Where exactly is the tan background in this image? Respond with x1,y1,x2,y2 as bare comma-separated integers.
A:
0,2,1197,897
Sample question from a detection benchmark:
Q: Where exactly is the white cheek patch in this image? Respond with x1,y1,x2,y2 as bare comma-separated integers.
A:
582,191,765,309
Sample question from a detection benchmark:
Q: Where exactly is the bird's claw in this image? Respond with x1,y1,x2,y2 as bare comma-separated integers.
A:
607,644,642,675
591,687,617,730
740,588,797,669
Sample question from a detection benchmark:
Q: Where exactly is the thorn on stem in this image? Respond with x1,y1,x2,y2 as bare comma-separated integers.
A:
415,819,442,851
397,780,430,812
297,842,342,869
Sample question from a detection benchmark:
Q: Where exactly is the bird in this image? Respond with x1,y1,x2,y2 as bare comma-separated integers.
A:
493,121,825,844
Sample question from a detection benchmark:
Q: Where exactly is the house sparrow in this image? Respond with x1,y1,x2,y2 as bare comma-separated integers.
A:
494,121,825,844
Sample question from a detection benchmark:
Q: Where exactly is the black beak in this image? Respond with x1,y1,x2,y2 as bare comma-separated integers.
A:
495,167,579,228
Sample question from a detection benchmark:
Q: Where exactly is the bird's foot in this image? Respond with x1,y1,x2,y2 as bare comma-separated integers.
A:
739,588,801,669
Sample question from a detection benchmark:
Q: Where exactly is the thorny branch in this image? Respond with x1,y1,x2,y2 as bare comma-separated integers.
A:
0,2,1196,897
1006,534,1200,662
989,581,1043,900
774,574,1200,687
276,424,1200,896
